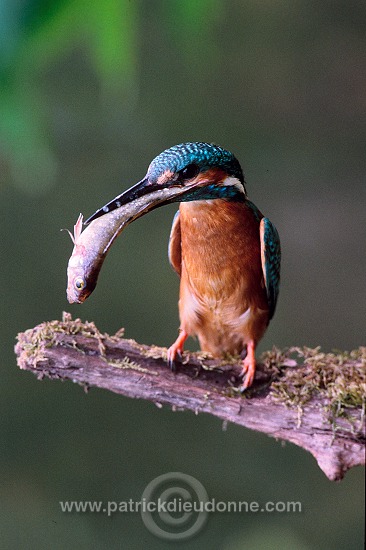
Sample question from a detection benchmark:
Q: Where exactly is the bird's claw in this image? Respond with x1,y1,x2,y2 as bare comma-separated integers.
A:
167,348,182,371
166,330,188,372
239,356,256,392
239,377,252,393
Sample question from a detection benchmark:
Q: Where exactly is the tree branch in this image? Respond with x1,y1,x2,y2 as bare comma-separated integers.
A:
15,314,365,481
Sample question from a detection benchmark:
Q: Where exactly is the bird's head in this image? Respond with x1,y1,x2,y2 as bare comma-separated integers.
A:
85,142,247,224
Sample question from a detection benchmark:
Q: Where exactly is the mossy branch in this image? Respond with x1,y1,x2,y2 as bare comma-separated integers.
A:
15,313,365,482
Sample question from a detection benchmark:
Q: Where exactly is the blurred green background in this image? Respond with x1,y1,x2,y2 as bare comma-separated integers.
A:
1,0,365,548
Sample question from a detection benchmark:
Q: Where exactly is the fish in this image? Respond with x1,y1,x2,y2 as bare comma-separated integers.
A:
66,186,185,304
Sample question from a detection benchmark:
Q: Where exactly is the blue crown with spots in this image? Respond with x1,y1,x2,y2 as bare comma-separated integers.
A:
148,142,245,185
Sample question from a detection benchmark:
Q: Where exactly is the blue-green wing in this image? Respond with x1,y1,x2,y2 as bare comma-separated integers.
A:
168,210,182,276
260,217,281,319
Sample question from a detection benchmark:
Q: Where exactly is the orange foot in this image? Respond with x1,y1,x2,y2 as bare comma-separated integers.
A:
239,340,257,391
167,329,188,370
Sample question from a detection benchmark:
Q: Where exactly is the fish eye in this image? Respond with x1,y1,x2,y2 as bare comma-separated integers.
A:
74,277,85,290
180,163,199,180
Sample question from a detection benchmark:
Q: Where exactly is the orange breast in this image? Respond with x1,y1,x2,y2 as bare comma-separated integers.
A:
178,199,269,356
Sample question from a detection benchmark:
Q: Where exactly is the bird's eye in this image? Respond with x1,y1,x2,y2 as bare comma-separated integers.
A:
74,277,85,290
180,163,199,180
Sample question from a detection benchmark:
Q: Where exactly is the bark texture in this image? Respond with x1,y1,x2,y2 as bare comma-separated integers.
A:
15,314,365,481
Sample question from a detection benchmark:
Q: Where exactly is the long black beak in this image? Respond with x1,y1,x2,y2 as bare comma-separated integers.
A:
84,175,193,225
85,176,152,225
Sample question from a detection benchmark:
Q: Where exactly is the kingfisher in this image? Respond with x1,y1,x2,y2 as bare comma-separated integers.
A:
85,142,281,390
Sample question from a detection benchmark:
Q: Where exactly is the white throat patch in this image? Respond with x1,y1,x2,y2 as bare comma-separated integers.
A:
221,176,245,194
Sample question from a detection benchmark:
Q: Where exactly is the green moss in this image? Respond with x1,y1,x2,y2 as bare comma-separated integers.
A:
107,356,157,375
267,346,366,428
17,311,109,364
141,344,167,361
